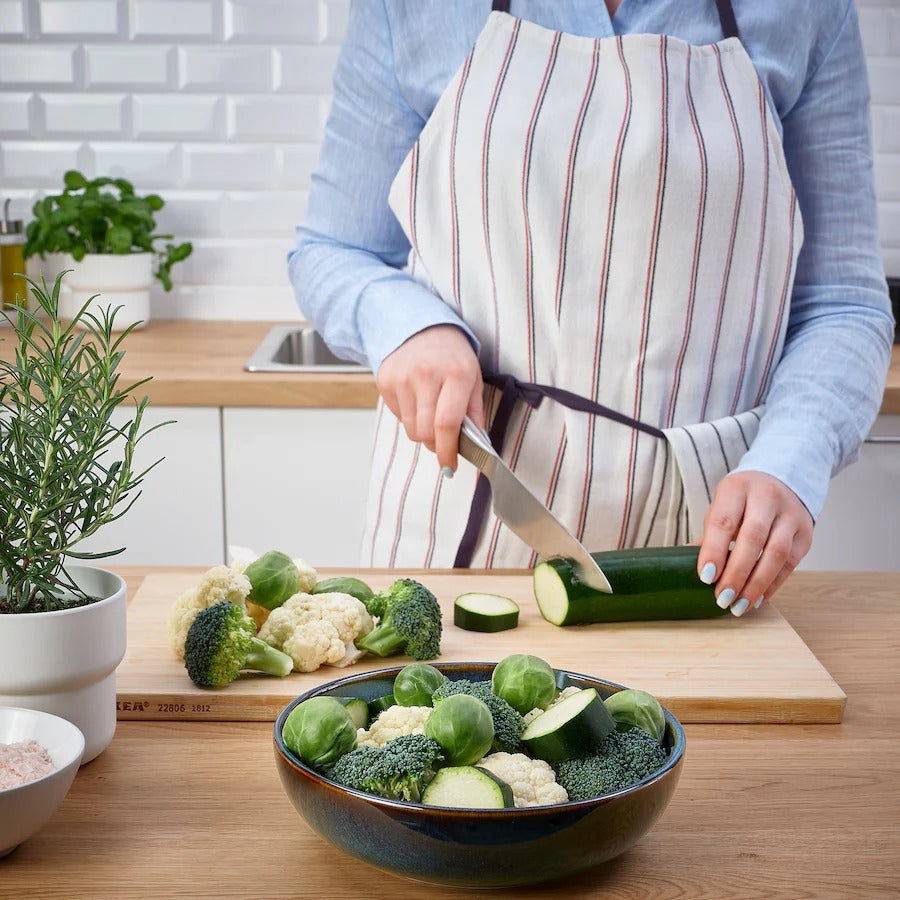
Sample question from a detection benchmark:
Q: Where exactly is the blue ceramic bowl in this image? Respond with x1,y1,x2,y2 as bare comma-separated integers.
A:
273,663,684,888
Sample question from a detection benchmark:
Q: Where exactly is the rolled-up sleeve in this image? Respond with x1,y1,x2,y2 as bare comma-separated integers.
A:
287,0,476,373
734,1,895,519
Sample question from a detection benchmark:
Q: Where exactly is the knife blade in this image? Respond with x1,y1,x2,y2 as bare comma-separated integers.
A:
458,417,612,593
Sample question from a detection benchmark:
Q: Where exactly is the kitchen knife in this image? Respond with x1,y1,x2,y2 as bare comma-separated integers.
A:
458,417,612,593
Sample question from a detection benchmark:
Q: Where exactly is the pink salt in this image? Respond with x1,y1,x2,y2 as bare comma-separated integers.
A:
0,739,55,790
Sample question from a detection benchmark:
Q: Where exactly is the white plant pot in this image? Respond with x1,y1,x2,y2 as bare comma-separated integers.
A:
58,252,153,332
0,566,127,764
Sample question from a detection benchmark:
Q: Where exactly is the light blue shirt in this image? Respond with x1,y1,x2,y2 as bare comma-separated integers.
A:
287,0,895,520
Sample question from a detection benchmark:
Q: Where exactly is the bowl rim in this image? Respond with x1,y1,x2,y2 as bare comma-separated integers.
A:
0,706,85,796
273,661,685,815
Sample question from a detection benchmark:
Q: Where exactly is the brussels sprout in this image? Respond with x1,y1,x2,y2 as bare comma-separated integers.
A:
244,550,300,611
425,694,494,765
393,662,446,707
490,654,557,715
312,576,375,608
282,696,357,770
603,689,666,744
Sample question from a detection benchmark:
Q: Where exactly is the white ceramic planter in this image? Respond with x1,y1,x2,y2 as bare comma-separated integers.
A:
0,566,127,764
58,252,153,332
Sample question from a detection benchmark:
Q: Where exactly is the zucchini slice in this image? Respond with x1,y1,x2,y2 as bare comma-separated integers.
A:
421,766,515,809
454,592,520,632
334,696,369,729
534,545,726,625
521,688,615,763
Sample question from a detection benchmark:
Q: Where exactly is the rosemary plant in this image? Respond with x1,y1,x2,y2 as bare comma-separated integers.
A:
0,273,168,613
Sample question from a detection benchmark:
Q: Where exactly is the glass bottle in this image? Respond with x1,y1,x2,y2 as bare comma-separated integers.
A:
0,199,27,311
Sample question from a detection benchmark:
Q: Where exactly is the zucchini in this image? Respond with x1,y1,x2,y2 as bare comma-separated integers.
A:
367,693,396,718
521,688,615,763
454,592,520,632
533,545,726,625
334,696,369,729
421,766,515,809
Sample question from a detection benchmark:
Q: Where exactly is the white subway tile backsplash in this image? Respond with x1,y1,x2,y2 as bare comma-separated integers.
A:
277,143,320,190
133,94,225,138
228,95,323,142
1,140,87,185
276,44,340,93
151,282,301,320
38,0,120,36
131,0,217,40
177,45,274,92
0,45,79,87
0,0,25,36
87,140,181,187
154,190,225,237
878,201,900,249
321,0,349,44
221,190,308,237
223,0,321,43
873,106,900,155
85,44,173,87
875,154,900,203
866,57,900,107
176,238,294,286
858,5,899,58
42,93,126,136
183,143,277,188
0,94,35,136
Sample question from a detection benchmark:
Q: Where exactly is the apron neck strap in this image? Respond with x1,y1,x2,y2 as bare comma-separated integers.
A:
490,1,741,41
714,0,741,40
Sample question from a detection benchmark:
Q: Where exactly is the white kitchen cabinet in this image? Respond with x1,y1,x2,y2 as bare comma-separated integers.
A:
68,407,225,567
222,408,376,567
800,415,900,571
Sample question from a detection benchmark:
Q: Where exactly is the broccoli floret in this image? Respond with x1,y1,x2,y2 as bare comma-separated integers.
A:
184,601,294,688
329,733,445,802
431,679,524,754
554,727,668,800
356,578,442,660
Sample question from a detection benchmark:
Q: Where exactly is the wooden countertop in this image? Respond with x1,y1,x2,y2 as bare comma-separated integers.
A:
3,569,898,898
3,318,897,411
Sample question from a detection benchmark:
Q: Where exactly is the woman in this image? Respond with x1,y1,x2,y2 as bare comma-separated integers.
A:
288,0,893,616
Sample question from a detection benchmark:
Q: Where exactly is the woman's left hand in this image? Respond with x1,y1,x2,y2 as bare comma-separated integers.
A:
696,471,814,616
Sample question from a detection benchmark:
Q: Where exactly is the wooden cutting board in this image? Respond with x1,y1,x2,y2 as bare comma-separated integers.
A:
116,570,845,724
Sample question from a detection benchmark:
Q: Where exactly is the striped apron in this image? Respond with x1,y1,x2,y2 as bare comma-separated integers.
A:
361,1,803,569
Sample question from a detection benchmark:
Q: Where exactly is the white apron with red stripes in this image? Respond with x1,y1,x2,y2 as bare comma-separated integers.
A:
361,12,803,568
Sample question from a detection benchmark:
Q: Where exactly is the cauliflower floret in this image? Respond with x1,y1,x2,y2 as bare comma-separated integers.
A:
315,592,374,643
257,594,346,672
356,705,433,748
477,752,569,808
167,566,251,660
291,559,318,593
522,685,582,726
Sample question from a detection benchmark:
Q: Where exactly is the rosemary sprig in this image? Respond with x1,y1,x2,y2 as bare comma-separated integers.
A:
0,272,170,613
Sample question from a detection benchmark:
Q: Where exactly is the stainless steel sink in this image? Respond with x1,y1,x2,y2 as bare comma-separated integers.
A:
245,325,369,373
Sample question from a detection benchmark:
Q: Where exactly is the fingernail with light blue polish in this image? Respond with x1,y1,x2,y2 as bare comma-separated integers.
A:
441,466,454,479
754,595,765,609
731,597,750,617
699,562,717,584
716,587,735,609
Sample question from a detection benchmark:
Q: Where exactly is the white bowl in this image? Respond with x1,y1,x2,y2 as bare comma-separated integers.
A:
0,707,85,859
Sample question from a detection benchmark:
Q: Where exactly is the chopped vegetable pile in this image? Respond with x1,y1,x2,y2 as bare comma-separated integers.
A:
166,554,442,687
281,655,672,809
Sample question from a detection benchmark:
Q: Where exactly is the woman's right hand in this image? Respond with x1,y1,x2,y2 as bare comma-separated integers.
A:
375,324,485,472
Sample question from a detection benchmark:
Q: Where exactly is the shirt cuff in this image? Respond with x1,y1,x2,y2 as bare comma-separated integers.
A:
731,433,836,522
356,274,480,373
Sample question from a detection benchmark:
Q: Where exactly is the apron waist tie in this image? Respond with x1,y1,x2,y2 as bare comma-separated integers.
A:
453,372,664,567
